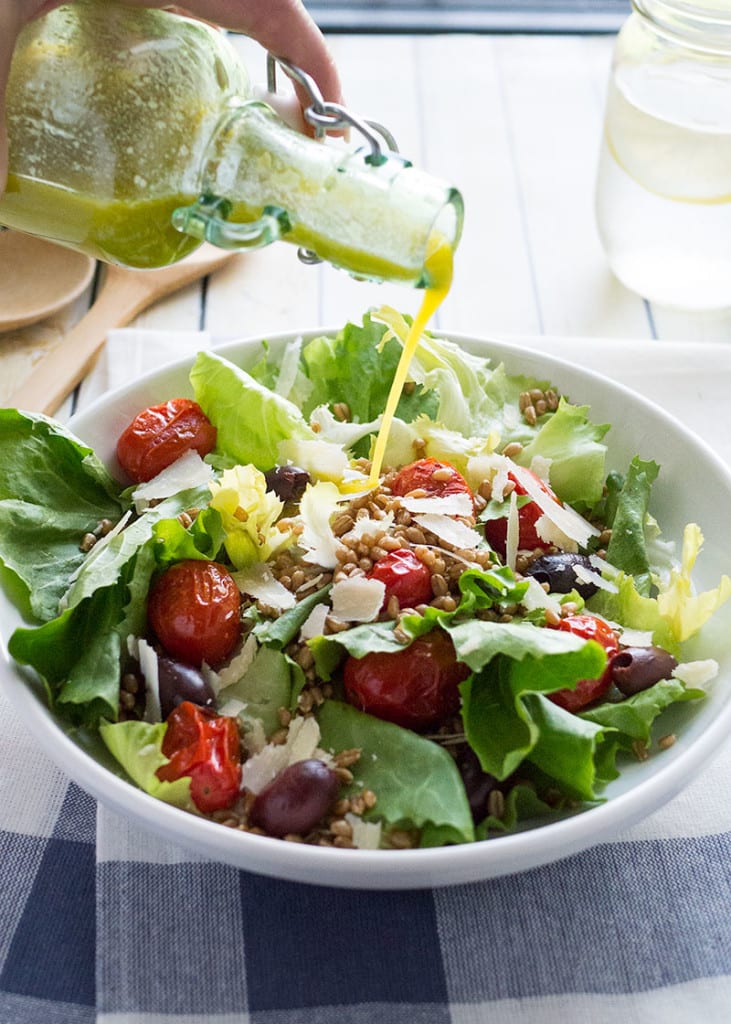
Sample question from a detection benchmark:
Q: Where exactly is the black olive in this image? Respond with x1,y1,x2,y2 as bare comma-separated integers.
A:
609,646,679,697
249,760,340,837
456,746,501,824
157,655,216,719
524,552,599,599
264,465,310,502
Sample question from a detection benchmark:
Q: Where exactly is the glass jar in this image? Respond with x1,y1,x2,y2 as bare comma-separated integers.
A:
0,0,462,287
595,1,731,310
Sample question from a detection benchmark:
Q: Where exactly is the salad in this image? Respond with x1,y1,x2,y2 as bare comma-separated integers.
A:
1,309,729,851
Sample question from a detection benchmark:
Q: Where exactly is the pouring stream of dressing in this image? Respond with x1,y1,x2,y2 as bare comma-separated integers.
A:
366,232,453,489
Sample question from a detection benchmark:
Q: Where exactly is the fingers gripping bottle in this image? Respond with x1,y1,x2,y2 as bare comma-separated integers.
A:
0,0,463,287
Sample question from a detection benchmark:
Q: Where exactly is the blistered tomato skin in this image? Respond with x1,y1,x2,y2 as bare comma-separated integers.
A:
343,629,470,731
368,548,433,610
147,560,241,667
547,613,620,712
156,701,241,813
391,457,475,511
116,398,216,482
483,468,560,559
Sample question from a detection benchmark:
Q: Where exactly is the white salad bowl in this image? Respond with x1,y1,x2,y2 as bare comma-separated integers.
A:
2,330,730,890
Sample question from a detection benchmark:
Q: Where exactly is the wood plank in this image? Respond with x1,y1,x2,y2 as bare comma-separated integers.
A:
415,33,541,338
494,34,652,340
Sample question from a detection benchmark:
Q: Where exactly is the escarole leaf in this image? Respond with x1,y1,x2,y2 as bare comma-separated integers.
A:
190,350,314,471
0,409,124,622
300,313,438,428
605,457,660,595
316,700,474,846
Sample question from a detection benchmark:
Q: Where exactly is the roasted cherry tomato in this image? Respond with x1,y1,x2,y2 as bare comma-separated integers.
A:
391,457,474,511
156,701,241,813
483,467,561,558
147,560,241,667
343,629,470,731
547,613,620,712
116,397,216,483
368,548,433,610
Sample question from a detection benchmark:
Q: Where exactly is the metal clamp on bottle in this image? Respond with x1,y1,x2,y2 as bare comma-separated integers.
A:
266,54,406,265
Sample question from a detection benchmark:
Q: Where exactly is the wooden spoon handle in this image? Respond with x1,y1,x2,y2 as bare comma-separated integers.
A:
7,269,156,416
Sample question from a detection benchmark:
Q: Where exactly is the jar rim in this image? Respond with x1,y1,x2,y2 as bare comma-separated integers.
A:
632,0,731,53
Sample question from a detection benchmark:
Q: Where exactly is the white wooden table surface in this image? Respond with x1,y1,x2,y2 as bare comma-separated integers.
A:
2,31,730,420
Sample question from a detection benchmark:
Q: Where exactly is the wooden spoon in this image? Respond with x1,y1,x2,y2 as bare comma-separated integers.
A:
8,244,237,416
0,231,95,331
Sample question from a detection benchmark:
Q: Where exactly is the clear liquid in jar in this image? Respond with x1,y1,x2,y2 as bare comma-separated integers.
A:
595,62,731,310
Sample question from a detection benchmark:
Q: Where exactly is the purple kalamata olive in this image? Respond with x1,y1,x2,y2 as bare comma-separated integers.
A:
456,746,501,825
249,759,340,838
157,655,216,719
264,465,310,502
523,553,599,599
609,646,679,697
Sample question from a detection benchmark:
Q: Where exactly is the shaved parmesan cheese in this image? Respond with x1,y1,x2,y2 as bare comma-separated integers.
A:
299,603,329,641
346,813,382,850
217,696,247,719
534,514,579,553
529,455,553,482
490,456,512,502
345,511,395,542
673,659,719,688
618,628,654,648
331,577,386,623
299,481,343,568
400,493,473,517
572,562,619,594
278,437,352,482
465,453,503,493
589,553,620,577
521,575,562,617
241,716,268,757
233,562,296,611
505,490,519,571
240,715,325,794
127,636,162,724
510,462,600,548
413,513,482,550
211,634,258,694
132,450,214,512
64,510,133,594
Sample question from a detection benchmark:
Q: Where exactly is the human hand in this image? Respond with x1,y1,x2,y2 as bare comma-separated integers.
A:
0,0,342,192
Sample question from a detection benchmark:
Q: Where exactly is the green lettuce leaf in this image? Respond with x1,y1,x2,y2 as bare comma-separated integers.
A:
250,584,332,649
580,677,705,746
190,350,314,471
316,700,474,846
153,506,225,566
62,484,211,611
218,646,295,737
99,720,195,809
0,410,124,621
458,629,612,796
518,398,610,506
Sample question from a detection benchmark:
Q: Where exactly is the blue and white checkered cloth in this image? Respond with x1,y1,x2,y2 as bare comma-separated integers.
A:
2,330,731,1023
